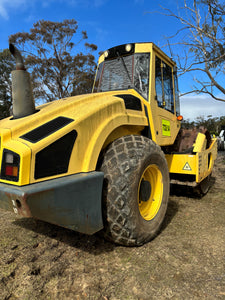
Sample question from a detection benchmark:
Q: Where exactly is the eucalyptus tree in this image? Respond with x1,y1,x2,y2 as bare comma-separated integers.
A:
161,0,225,101
0,48,14,118
9,19,97,102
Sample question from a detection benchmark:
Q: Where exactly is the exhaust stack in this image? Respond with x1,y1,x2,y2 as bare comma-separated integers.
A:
9,44,36,119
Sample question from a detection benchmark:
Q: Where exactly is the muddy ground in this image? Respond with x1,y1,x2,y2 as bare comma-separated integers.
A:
0,152,225,300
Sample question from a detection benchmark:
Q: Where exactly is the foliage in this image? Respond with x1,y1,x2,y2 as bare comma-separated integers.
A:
9,19,97,102
182,115,225,135
0,49,14,118
161,0,225,101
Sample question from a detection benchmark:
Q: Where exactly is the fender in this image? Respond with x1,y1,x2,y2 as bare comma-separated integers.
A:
82,112,148,171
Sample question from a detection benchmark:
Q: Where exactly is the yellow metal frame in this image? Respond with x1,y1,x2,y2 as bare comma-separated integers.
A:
166,137,217,183
0,90,148,185
96,43,181,147
0,42,216,187
196,138,217,182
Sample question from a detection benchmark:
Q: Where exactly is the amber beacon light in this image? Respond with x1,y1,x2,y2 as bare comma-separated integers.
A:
177,115,183,121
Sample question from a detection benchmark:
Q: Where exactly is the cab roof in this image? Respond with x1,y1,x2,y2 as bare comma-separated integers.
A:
98,42,176,66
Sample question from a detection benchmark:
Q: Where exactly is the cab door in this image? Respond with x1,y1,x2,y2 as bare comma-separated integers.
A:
154,55,180,145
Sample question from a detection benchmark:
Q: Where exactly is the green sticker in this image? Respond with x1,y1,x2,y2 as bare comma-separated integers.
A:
162,119,171,136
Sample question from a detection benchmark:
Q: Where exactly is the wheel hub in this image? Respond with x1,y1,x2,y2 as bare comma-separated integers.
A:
138,164,163,221
139,180,151,202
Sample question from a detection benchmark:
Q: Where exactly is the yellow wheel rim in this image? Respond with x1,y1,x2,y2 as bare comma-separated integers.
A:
138,164,163,221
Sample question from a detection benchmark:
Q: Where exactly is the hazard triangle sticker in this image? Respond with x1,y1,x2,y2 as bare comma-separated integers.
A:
183,162,192,171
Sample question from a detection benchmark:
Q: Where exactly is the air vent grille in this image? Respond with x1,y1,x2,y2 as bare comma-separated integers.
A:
35,130,77,179
20,117,74,143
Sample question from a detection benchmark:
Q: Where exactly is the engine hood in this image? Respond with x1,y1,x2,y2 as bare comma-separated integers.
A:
0,90,146,142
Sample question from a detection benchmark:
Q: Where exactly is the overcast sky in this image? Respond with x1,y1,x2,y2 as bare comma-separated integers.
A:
180,95,225,121
0,0,225,121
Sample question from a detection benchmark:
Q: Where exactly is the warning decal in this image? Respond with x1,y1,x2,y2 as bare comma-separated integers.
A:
183,162,192,171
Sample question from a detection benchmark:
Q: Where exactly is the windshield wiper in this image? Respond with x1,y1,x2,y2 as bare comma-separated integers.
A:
116,51,133,89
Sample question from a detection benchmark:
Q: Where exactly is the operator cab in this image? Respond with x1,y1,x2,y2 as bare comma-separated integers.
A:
93,42,180,117
93,44,150,100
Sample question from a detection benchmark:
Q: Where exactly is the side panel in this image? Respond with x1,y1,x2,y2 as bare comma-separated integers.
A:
196,138,217,183
166,138,217,183
166,154,197,176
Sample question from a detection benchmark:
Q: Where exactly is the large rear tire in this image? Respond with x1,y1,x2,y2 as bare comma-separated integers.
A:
100,135,170,246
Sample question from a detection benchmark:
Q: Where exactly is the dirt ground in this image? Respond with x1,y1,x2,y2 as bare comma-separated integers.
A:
0,152,225,300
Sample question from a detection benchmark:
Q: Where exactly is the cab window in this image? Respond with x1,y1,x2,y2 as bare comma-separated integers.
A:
155,56,174,113
93,53,150,100
174,69,180,116
155,56,163,107
134,53,150,100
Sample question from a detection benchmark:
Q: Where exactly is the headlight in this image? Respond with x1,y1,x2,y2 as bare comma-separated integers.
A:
104,50,109,58
125,44,132,52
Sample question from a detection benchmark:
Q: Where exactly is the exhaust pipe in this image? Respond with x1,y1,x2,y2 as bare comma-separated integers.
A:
9,44,36,119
